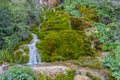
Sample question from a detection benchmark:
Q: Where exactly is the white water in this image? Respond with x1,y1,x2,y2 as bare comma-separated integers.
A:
27,33,41,65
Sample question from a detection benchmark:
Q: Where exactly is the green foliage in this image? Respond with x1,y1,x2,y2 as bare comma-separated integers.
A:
32,3,97,62
103,46,120,80
94,22,120,51
57,0,80,17
77,0,120,79
0,65,36,80
13,51,29,64
41,10,70,31
0,1,31,51
0,49,13,64
64,2,80,17
36,30,95,62
23,46,29,54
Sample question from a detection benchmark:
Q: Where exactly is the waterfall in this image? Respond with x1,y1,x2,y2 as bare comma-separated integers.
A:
27,33,41,65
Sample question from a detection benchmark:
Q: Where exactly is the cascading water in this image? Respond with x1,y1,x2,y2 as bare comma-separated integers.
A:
27,33,41,65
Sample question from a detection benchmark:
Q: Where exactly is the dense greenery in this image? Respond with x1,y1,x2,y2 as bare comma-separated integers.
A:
0,0,37,64
0,1,30,50
0,65,36,80
32,9,96,62
36,30,95,62
0,0,120,80
86,0,120,79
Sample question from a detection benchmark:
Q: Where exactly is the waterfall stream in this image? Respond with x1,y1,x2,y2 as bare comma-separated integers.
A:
27,33,41,65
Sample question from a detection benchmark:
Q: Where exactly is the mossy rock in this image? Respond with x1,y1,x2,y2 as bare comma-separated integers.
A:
77,56,102,69
23,46,29,54
36,30,96,62
41,10,70,31
13,51,29,63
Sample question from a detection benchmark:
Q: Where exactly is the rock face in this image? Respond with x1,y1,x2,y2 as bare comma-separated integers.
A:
32,66,69,75
32,66,69,80
74,75,91,80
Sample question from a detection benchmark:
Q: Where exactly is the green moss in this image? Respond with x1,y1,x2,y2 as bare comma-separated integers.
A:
21,54,29,63
36,30,96,62
70,17,93,30
92,77,101,80
77,56,102,69
79,5,98,22
23,46,29,54
14,51,23,63
41,10,70,31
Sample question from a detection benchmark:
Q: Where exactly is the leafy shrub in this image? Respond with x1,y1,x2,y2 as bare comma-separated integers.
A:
103,46,120,80
94,22,120,51
0,65,36,80
0,49,13,64
0,1,31,51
